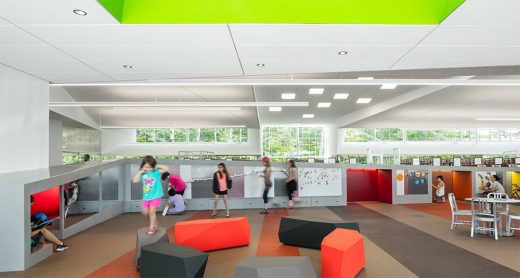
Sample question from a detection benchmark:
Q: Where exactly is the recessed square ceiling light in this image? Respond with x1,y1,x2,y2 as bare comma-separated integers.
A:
269,106,282,112
317,102,331,108
358,77,374,80
356,98,372,104
281,93,296,100
309,88,324,95
338,51,348,55
302,114,315,119
381,84,397,90
256,63,266,67
333,93,349,100
123,64,133,69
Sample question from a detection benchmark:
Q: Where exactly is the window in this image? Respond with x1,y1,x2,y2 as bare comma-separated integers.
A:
262,126,324,158
343,128,518,143
136,128,248,143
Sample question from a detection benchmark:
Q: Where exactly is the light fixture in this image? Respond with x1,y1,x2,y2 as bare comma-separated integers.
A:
73,9,87,16
123,65,133,69
356,98,372,104
309,88,324,95
48,101,309,107
113,107,241,111
358,77,374,80
475,118,520,121
101,125,247,129
269,107,282,112
281,93,296,100
317,102,331,108
302,114,315,119
338,51,348,55
333,93,349,100
257,63,266,67
381,84,397,90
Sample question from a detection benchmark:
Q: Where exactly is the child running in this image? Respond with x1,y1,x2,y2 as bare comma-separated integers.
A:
259,157,273,214
286,159,298,208
132,155,169,235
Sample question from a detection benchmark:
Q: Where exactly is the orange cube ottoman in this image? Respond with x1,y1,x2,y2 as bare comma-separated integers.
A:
174,217,250,252
321,228,365,278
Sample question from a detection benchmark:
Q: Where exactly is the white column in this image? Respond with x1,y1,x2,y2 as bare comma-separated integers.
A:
0,65,49,173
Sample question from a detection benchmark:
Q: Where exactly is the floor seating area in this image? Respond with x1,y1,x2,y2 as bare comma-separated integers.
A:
135,215,366,277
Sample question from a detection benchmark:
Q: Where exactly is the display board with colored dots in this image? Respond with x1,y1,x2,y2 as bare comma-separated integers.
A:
297,168,342,197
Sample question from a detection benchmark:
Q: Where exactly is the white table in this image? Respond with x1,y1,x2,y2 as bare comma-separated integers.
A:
465,197,520,237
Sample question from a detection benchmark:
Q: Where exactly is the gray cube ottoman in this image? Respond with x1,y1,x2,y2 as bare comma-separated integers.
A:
136,226,169,269
141,242,208,278
234,256,317,278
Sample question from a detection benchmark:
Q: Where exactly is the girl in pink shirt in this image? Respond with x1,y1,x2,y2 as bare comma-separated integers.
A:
212,163,232,217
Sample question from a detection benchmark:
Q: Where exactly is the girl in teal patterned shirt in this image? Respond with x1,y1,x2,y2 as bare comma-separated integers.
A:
132,156,169,235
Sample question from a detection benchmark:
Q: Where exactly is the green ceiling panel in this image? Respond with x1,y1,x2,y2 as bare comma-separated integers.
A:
98,0,465,24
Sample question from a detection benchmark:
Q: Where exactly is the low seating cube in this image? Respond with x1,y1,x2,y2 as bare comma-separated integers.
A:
141,242,208,278
321,228,365,278
135,226,169,269
234,256,317,278
175,217,250,252
278,216,360,249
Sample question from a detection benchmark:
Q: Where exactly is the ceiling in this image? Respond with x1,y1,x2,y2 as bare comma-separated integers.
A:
3,0,520,129
0,0,519,83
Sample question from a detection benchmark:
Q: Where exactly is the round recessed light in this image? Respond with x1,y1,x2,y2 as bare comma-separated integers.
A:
256,63,266,68
73,9,87,16
338,51,348,55
123,65,133,69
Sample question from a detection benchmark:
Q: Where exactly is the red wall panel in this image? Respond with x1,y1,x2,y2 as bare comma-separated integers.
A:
377,170,393,204
31,186,60,218
347,169,379,202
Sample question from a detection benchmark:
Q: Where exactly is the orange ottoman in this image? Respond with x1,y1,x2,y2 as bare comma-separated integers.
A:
174,217,250,252
321,228,365,278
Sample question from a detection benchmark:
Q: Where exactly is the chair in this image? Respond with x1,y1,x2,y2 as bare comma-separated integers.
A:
470,198,502,240
487,193,509,216
448,193,472,230
509,214,520,235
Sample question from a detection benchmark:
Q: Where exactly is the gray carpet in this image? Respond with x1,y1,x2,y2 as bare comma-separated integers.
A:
329,205,519,278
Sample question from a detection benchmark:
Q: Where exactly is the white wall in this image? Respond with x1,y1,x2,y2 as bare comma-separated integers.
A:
49,118,63,166
101,128,262,155
0,65,49,173
49,87,99,129
337,130,520,155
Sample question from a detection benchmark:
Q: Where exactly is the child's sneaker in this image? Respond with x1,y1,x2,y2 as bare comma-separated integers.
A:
56,244,68,252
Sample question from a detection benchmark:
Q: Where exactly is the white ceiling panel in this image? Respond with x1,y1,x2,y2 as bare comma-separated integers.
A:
420,26,520,46
31,71,112,83
229,24,435,45
53,45,238,61
22,25,236,46
243,59,401,76
440,0,520,26
393,46,520,70
85,60,241,74
0,0,118,25
0,45,74,61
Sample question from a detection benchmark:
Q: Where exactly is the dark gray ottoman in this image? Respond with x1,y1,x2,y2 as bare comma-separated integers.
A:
234,256,316,278
278,216,360,249
140,242,208,278
136,226,169,269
